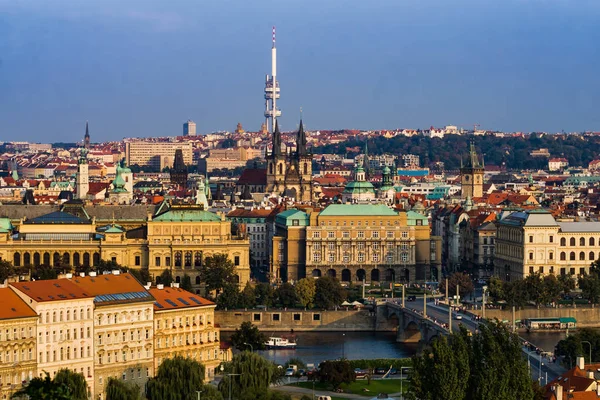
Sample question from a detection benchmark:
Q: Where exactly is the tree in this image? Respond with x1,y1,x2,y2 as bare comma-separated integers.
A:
579,273,600,305
230,321,267,351
105,377,141,400
218,352,282,400
487,276,505,303
181,274,193,292
275,283,297,307
199,254,237,295
216,282,240,310
146,356,219,400
53,369,88,400
129,268,151,284
441,272,474,299
238,282,257,309
558,274,576,296
504,279,528,309
254,283,275,306
542,274,562,305
556,328,600,365
314,276,345,309
0,259,15,283
524,273,545,306
157,269,173,286
317,360,355,390
11,370,85,400
295,278,316,309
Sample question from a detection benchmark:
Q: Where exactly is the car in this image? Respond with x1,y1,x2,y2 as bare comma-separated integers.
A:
454,314,463,320
285,368,296,376
354,368,368,379
407,295,416,301
375,367,387,375
298,369,306,376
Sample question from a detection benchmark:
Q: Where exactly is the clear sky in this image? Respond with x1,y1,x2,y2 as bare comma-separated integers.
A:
2,0,600,142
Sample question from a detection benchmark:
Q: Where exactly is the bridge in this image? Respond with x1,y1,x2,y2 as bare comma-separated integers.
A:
385,301,450,344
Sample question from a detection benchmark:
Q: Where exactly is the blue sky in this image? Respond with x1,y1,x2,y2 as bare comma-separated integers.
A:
2,0,600,142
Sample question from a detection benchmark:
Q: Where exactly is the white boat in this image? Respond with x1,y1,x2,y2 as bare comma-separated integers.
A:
265,336,297,350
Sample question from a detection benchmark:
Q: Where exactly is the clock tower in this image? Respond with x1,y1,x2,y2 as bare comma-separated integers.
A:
460,140,484,199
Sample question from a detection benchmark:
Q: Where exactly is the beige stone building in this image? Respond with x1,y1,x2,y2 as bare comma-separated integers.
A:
0,288,38,399
149,285,221,379
69,272,154,400
272,204,442,283
495,209,600,280
125,141,193,170
0,204,250,293
11,279,96,398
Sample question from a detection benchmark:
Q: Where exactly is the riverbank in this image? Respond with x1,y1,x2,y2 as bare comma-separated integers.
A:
473,305,600,328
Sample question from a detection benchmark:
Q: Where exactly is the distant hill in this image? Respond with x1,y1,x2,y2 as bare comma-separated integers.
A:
314,134,599,171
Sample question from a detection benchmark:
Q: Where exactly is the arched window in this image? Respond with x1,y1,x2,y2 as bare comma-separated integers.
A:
93,253,100,266
591,238,596,246
23,253,31,266
184,252,192,267
278,163,282,175
83,253,90,267
62,253,70,266
194,253,202,267
580,237,586,246
561,238,566,246
175,276,181,284
570,237,576,246
303,162,308,175
570,252,576,261
195,276,200,285
580,252,586,261
33,253,40,266
53,252,60,266
174,252,182,267
13,252,21,267
43,252,50,265
590,252,595,261
73,253,80,267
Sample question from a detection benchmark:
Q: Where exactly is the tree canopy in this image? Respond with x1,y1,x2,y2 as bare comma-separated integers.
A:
317,360,356,389
314,276,345,309
218,352,284,400
146,356,219,400
199,254,237,295
230,321,267,351
441,272,474,299
295,278,316,309
12,370,88,400
105,378,142,400
556,328,600,366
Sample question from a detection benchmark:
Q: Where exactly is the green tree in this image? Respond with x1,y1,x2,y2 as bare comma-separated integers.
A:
129,268,151,284
230,321,267,351
216,282,240,310
105,377,141,400
157,269,174,286
317,360,355,390
558,274,576,296
295,278,316,309
556,328,600,365
275,282,297,307
181,273,193,292
218,352,281,400
199,254,237,295
504,279,527,309
146,356,219,400
524,273,545,306
12,370,84,400
314,276,345,309
579,273,600,305
54,369,88,400
441,272,474,299
487,276,505,303
542,274,562,304
238,282,257,309
0,259,15,283
255,283,275,306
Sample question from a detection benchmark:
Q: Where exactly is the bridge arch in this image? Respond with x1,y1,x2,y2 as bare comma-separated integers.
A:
399,321,422,343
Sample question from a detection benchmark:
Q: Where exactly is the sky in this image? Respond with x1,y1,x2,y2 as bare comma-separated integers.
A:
2,0,600,142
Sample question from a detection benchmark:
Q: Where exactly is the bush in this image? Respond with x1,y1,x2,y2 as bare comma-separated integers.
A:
347,358,412,372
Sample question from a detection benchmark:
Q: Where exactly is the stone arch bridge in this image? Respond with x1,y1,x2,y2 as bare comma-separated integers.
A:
384,301,449,344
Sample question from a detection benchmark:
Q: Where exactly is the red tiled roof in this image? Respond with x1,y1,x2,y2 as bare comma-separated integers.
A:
0,288,37,319
237,169,266,185
11,279,93,302
149,287,214,311
70,273,148,296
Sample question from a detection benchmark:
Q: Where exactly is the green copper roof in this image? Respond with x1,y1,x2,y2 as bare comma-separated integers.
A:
275,209,309,226
320,204,398,216
105,225,125,233
153,209,221,222
406,211,428,225
343,181,375,194
0,218,13,232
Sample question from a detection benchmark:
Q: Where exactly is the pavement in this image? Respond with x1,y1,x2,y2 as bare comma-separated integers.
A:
273,384,404,400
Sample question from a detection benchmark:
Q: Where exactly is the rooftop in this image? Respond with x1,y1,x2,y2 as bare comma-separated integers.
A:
320,204,398,217
70,273,153,305
25,211,90,225
11,279,93,302
0,288,37,320
149,287,214,311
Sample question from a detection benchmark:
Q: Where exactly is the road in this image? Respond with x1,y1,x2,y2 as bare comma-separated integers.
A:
393,297,566,384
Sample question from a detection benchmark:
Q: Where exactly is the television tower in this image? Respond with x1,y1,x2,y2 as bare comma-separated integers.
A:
264,26,281,133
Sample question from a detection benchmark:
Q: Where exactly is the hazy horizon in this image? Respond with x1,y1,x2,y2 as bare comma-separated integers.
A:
2,0,600,142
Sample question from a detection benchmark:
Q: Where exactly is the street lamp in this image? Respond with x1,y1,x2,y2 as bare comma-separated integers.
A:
196,390,203,400
244,342,254,353
482,285,488,319
582,340,593,364
342,333,346,359
399,366,411,400
221,368,241,400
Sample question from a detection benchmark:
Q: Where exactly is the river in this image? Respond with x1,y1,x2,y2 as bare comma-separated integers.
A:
221,331,416,366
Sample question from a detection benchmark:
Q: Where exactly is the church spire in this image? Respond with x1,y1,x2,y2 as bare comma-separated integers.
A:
297,119,308,157
272,120,282,157
84,121,91,150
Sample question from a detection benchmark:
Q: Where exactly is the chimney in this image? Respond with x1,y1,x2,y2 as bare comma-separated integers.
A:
553,383,563,400
79,273,85,277
596,380,600,396
89,271,97,277
146,282,152,287
111,270,120,275
144,284,151,290
577,356,586,370
65,273,73,279
171,283,180,288
157,284,164,290
588,369,595,379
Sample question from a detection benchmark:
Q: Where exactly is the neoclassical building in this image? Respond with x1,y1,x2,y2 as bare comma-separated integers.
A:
495,209,600,281
0,203,250,292
271,204,442,283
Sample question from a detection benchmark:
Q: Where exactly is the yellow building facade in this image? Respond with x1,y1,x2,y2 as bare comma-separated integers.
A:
149,286,221,379
0,288,38,399
0,204,250,293
272,204,442,283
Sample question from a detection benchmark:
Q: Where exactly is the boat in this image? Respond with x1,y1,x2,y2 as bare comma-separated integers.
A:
265,336,297,350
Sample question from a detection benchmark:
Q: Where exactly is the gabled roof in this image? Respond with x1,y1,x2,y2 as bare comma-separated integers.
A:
70,273,153,305
24,210,90,225
0,288,37,319
11,279,93,302
149,287,214,311
320,204,398,217
275,209,309,226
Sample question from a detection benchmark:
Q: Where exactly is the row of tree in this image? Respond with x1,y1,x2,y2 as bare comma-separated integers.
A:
217,276,346,310
487,273,575,307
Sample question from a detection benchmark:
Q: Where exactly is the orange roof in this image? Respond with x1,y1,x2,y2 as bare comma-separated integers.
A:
70,272,150,299
149,287,214,311
11,279,93,302
0,288,37,319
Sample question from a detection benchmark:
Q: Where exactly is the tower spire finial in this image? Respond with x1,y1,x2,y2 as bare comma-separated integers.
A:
272,26,276,48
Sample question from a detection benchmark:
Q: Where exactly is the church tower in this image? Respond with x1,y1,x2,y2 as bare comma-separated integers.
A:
76,149,89,200
296,119,313,201
460,140,484,199
84,121,90,150
266,121,286,193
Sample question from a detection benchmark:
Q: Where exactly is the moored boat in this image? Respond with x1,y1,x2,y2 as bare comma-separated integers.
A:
265,336,297,349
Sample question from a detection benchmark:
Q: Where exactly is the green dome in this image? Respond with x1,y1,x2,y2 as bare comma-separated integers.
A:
383,166,391,174
343,180,375,195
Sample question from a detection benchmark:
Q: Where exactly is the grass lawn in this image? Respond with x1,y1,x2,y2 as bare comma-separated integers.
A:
289,379,409,396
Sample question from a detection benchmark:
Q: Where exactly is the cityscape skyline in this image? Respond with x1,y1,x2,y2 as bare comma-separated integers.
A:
3,0,600,142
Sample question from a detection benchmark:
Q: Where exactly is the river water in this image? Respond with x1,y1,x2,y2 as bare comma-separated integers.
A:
222,331,416,366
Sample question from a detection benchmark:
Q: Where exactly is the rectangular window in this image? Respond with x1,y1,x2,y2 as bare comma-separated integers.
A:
272,313,281,321
372,231,379,239
549,236,554,243
529,236,533,243
328,243,335,251
313,314,321,321
328,231,335,239
343,231,350,238
329,254,335,262
387,231,394,239
313,253,321,263
165,257,171,266
358,231,365,238
293,313,301,321
234,256,240,266
313,231,321,238
529,266,534,274
402,231,408,239
253,313,261,322
155,257,161,267
135,256,141,266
